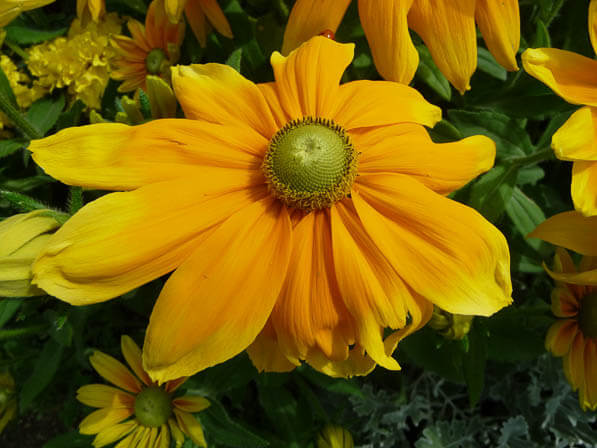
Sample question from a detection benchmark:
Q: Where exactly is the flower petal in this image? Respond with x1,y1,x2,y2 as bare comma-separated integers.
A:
522,48,597,107
143,197,293,382
571,161,597,217
183,0,207,46
354,173,512,316
156,425,170,448
174,410,207,447
582,339,597,410
145,0,184,51
165,0,185,22
358,0,418,84
173,395,210,413
552,107,597,162
335,81,441,130
33,179,265,305
564,331,586,390
529,211,597,256
354,124,495,194
408,0,477,94
77,384,135,408
171,64,278,139
545,265,597,287
121,336,152,386
591,0,597,55
247,319,298,373
551,286,580,318
29,119,266,190
92,421,137,448
79,407,135,435
281,0,350,55
475,0,520,71
198,0,233,39
89,350,142,393
545,320,578,356
271,36,354,120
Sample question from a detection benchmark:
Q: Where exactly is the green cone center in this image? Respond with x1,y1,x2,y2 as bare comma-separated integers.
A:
263,117,358,211
134,386,172,427
579,291,597,339
146,49,167,75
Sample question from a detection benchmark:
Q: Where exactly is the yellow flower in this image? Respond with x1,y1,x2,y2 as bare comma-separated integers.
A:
77,335,210,448
282,0,520,94
0,371,17,435
28,37,511,382
317,425,353,448
0,210,61,298
163,0,232,47
77,0,105,22
0,0,55,27
111,0,184,93
428,307,473,340
27,13,121,109
522,1,597,217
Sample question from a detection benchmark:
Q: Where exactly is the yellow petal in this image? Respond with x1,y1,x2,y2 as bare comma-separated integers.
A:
156,425,170,448
354,173,512,316
522,48,597,107
247,320,298,373
281,0,350,55
566,331,586,389
33,180,264,305
172,395,210,413
173,409,207,447
0,210,60,257
79,407,134,435
271,36,354,120
335,80,441,130
552,106,597,162
582,339,597,410
168,418,185,447
121,336,152,386
354,124,495,194
358,0,418,84
92,421,137,448
29,119,265,190
475,0,520,71
143,198,293,382
171,64,278,139
571,161,597,216
590,0,597,55
165,0,185,23
545,320,578,357
529,211,597,256
198,0,233,39
89,351,142,393
77,384,135,408
545,265,597,287
408,0,477,94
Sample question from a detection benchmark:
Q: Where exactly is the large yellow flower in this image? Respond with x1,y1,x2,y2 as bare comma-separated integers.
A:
78,335,209,447
28,37,512,383
111,0,185,92
163,0,233,48
0,0,55,27
523,1,597,217
282,0,520,94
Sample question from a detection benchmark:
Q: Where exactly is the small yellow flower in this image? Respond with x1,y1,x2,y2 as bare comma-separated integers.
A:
0,210,61,298
428,307,473,340
111,0,185,92
0,371,17,435
317,425,353,448
163,0,233,47
0,0,55,27
78,335,210,448
282,0,520,94
522,0,597,217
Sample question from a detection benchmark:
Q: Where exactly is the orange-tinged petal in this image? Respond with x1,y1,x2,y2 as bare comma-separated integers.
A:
165,0,185,22
145,0,184,51
33,180,265,305
354,124,495,194
29,120,266,190
306,344,376,378
92,421,137,448
591,0,597,55
552,107,597,162
173,395,210,413
143,197,293,382
582,339,597,410
354,173,512,316
121,336,152,386
553,247,577,274
545,320,578,356
565,331,586,389
271,36,354,120
358,0,418,84
77,384,135,408
165,377,187,393
529,211,597,256
172,64,278,139
408,0,477,94
475,0,520,71
127,19,151,52
174,410,207,447
335,80,441,130
198,0,233,39
545,265,597,287
571,161,597,216
281,0,350,55
184,0,207,47
522,48,597,107
247,319,298,373
89,350,142,393
551,287,580,318
79,407,135,435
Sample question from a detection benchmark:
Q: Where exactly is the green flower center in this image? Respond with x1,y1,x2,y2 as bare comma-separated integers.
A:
146,49,167,75
579,291,597,339
263,117,358,211
134,386,172,427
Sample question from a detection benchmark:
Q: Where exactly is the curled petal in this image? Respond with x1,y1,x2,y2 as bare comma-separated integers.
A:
552,107,597,162
529,211,597,256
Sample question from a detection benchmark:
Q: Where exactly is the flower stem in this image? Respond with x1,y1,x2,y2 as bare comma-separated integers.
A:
0,324,48,341
0,91,41,140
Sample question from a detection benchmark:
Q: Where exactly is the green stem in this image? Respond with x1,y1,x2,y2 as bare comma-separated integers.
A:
512,148,554,167
274,0,289,21
68,187,83,214
0,92,41,139
0,324,48,341
4,40,29,60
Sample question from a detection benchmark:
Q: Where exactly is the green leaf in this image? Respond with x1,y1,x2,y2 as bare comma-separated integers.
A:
55,100,85,131
505,187,547,251
0,65,18,109
477,48,507,81
428,119,463,143
5,25,66,45
0,299,22,329
26,94,66,136
470,165,518,222
462,322,487,407
498,416,530,447
299,366,364,398
185,354,257,397
20,338,65,411
416,45,451,101
43,431,92,448
201,400,269,448
226,48,243,73
0,190,50,212
533,19,551,47
0,139,27,159
258,385,301,442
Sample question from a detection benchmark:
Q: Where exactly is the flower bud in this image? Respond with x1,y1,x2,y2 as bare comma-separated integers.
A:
429,306,473,340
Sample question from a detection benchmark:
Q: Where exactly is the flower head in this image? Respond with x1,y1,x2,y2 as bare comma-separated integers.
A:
29,37,511,382
77,335,209,448
111,0,185,92
282,0,520,94
522,1,597,217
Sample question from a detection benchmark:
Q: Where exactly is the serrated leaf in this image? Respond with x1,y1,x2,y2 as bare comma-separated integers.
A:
505,187,547,251
5,25,66,45
26,94,66,136
416,45,451,101
201,400,269,448
20,338,64,411
470,165,518,222
477,48,507,81
498,416,529,447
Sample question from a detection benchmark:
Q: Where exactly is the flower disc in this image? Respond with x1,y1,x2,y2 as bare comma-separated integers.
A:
134,386,172,427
